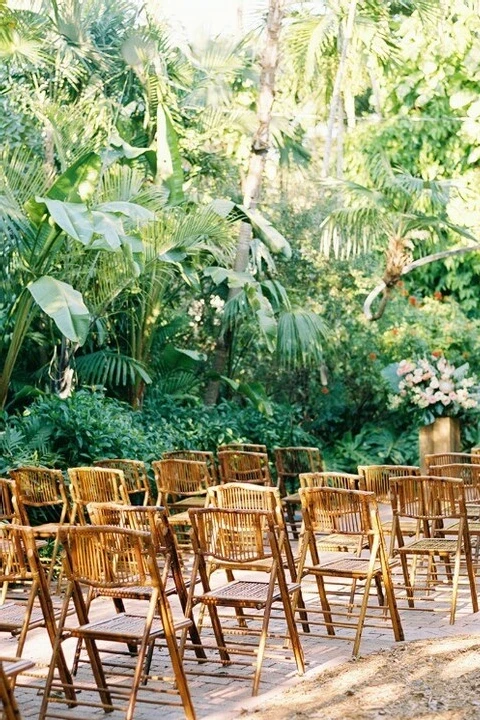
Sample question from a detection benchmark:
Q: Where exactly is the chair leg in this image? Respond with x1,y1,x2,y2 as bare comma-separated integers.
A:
314,574,335,636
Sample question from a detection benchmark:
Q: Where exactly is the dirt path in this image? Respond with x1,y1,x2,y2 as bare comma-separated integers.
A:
237,635,480,719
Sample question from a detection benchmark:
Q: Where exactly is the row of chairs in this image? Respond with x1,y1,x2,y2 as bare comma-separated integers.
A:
2,459,480,717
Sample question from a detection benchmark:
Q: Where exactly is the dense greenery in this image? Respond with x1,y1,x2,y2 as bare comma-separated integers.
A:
2,0,480,475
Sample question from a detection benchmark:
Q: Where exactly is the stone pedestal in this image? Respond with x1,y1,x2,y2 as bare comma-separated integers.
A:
419,416,461,473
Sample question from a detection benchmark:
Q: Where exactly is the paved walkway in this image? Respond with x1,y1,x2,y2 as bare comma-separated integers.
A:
6,542,480,719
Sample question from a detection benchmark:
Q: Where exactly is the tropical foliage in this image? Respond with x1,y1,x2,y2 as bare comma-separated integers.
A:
2,0,480,474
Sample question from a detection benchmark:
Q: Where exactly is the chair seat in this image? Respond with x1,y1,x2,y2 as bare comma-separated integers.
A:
317,533,366,551
307,556,382,578
167,510,191,525
170,496,207,510
0,603,46,632
397,538,459,553
382,519,419,535
70,612,191,642
196,579,301,608
283,493,300,505
0,656,34,677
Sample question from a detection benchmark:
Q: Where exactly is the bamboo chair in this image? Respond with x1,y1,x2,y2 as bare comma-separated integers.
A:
431,465,480,564
0,525,75,701
93,459,151,505
297,472,365,552
152,459,214,551
67,467,126,524
274,447,323,539
85,502,205,662
218,450,272,486
357,464,421,503
162,450,219,484
40,525,196,720
218,443,268,454
186,507,305,696
358,465,422,551
431,464,480,504
0,657,35,720
296,486,404,656
390,475,478,624
9,467,70,585
275,447,323,497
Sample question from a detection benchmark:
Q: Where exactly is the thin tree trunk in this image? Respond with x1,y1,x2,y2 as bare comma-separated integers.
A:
204,0,285,405
322,0,358,178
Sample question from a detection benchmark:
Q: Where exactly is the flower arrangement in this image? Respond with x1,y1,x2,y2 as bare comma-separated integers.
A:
386,355,480,425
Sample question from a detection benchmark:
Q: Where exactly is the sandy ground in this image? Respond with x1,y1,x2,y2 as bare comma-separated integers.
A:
237,635,480,720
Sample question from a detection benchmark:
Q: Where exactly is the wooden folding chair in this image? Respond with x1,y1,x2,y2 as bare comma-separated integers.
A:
218,450,272,485
39,525,196,720
152,459,214,551
67,467,126,524
93,459,151,505
297,486,404,656
0,525,75,701
206,482,309,632
357,464,420,503
274,447,323,539
9,467,70,586
86,502,205,661
162,450,218,484
390,475,478,624
186,507,305,696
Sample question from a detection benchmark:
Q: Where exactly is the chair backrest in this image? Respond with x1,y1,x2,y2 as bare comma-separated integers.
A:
0,523,31,584
357,465,420,503
218,450,272,486
299,471,362,490
152,458,213,504
9,466,69,525
189,507,278,564
207,482,285,526
58,524,160,590
390,475,466,521
431,463,480,503
93,459,150,504
274,447,322,496
299,486,377,539
67,467,125,523
426,452,480,470
86,502,183,587
161,450,218,484
218,443,267,455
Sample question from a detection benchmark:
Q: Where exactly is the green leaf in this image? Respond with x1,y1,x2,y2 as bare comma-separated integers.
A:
25,153,101,224
47,152,101,203
204,266,253,287
221,377,274,416
96,201,154,221
156,105,184,205
36,197,93,244
28,277,90,345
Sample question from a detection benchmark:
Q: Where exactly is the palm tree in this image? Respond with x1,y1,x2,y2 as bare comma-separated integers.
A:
318,155,480,319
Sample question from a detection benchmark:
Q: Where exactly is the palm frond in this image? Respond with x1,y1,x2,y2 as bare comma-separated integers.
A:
75,350,152,388
276,309,327,370
319,205,389,257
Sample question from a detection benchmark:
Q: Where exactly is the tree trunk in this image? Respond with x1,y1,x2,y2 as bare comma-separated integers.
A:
322,0,358,178
204,0,285,405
